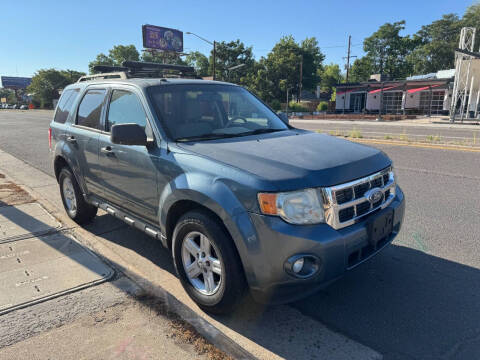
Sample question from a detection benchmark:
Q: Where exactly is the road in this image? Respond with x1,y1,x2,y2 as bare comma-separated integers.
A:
1,110,480,359
291,118,480,146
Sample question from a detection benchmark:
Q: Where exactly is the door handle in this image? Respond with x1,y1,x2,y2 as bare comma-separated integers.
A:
66,136,76,143
101,146,114,155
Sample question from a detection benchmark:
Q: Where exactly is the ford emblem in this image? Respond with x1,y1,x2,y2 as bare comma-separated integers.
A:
366,188,383,204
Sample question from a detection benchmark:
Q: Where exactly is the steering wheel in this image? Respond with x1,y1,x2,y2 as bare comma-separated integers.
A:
225,116,248,128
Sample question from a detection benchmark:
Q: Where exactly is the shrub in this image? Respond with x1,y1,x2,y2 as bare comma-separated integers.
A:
288,101,309,112
269,99,282,110
316,101,328,111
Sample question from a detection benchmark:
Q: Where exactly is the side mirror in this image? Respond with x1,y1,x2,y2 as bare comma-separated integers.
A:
111,123,147,146
278,112,289,125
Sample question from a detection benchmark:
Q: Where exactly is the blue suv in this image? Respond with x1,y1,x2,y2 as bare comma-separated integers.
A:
50,63,405,313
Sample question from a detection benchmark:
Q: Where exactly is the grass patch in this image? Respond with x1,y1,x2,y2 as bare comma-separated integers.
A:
348,129,363,138
384,135,393,140
425,134,441,143
398,132,409,142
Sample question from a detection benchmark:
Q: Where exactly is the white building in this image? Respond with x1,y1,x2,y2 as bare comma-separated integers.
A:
335,70,454,115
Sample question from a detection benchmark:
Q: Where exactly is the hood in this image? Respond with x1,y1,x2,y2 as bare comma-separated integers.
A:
176,130,391,190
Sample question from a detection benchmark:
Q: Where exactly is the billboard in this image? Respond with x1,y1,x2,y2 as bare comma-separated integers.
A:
1,76,32,90
142,25,183,52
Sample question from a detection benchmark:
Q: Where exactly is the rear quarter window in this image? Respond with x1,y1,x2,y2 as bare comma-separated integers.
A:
76,89,107,130
54,89,80,124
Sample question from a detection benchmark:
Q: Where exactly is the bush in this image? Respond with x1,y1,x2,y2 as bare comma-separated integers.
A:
269,99,282,110
288,101,309,112
316,101,328,111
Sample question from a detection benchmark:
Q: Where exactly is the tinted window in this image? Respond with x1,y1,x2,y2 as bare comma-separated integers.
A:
54,89,80,124
77,89,107,129
107,90,146,131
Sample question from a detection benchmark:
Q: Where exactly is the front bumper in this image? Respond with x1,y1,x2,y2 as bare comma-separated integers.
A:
245,185,405,304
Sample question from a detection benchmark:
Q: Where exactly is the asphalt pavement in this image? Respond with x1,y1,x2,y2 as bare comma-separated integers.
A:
291,118,480,146
1,109,479,359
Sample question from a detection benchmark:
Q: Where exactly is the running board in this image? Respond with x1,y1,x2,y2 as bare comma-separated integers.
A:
88,196,167,247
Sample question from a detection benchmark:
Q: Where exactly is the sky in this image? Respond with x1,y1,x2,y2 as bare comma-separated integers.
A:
0,0,476,78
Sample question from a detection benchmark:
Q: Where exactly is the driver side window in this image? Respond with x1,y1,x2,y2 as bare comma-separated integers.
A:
107,90,147,132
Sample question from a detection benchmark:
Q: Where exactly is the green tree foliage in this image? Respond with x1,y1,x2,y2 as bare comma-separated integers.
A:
462,3,480,49
318,63,343,92
349,57,374,82
185,51,210,77
248,36,324,103
27,69,85,108
407,14,462,74
362,21,415,79
89,45,140,73
141,50,186,65
0,88,17,103
209,40,255,84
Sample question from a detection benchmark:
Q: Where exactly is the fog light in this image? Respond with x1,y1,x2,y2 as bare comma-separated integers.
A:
292,258,304,273
284,254,321,279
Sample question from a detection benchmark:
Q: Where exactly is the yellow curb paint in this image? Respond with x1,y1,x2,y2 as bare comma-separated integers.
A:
349,138,480,153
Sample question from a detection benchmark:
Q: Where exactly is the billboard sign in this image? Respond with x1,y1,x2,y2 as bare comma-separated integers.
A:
142,25,183,52
1,76,32,90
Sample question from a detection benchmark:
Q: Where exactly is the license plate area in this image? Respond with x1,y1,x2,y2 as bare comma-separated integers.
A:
367,208,394,246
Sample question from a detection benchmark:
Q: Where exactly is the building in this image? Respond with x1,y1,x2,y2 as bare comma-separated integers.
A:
335,70,455,115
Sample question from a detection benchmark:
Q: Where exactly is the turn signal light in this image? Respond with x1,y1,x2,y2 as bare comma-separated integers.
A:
257,193,277,215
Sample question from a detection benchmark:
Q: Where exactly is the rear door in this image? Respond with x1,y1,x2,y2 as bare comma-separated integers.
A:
97,86,159,222
66,87,108,196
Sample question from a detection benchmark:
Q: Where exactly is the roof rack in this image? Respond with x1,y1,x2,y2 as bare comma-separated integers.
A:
77,61,200,82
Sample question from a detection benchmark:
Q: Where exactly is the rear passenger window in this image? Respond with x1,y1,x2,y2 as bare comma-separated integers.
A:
107,90,147,131
54,89,80,124
77,89,107,130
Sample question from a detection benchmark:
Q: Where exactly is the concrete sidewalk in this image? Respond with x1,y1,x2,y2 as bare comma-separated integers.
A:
0,171,228,360
0,148,382,360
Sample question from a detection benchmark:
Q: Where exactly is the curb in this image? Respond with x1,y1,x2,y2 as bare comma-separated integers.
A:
0,154,256,360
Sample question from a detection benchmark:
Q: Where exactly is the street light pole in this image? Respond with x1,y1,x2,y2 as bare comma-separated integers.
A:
185,32,216,80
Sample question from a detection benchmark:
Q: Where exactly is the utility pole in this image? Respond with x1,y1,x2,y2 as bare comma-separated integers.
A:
213,41,216,80
298,55,303,102
343,35,357,83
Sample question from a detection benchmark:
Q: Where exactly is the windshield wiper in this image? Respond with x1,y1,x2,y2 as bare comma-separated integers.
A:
238,128,286,136
175,133,239,142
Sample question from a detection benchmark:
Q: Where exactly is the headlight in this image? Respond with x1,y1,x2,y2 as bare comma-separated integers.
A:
257,188,325,224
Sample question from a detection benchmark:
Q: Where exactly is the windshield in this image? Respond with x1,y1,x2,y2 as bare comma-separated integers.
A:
147,84,288,141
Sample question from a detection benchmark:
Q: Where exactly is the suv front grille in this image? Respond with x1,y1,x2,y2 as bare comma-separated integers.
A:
322,167,395,229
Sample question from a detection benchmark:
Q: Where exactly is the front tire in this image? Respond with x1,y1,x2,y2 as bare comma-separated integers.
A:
58,167,97,224
172,210,246,314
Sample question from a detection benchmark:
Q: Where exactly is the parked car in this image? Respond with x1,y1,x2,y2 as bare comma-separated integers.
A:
49,63,405,313
19,104,28,110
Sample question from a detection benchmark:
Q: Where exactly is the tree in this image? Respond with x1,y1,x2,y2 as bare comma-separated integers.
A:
406,14,461,74
141,51,186,66
0,88,16,103
318,63,343,92
299,37,324,91
249,36,324,103
462,3,480,50
27,69,85,108
185,51,210,77
208,40,255,84
362,20,415,79
89,45,140,73
349,57,374,82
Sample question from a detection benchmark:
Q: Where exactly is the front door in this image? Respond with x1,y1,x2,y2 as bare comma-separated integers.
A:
97,88,159,223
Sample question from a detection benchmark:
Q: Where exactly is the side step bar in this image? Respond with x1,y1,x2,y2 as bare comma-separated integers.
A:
90,197,167,247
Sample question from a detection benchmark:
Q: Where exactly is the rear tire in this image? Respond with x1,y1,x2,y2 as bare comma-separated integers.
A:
172,209,246,314
58,167,97,224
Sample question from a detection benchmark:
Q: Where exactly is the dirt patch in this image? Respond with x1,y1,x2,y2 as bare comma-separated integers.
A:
168,319,233,360
0,180,33,207
137,295,233,360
